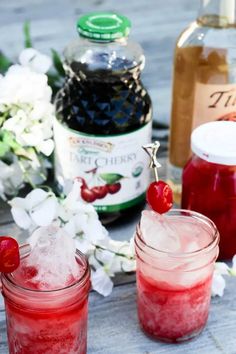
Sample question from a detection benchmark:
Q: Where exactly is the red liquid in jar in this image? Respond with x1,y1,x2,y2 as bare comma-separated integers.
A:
137,271,212,342
182,156,236,259
2,250,90,354
5,295,88,354
135,210,218,342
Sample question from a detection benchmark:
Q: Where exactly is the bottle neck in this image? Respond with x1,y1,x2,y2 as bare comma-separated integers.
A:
198,0,236,27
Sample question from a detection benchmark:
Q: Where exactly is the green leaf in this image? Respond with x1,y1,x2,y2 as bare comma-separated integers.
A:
2,131,21,150
0,52,12,73
47,72,62,96
0,141,10,157
51,49,65,77
99,173,124,184
23,21,33,48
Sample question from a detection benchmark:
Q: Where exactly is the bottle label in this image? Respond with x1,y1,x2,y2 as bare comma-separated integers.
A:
53,119,152,212
192,82,236,128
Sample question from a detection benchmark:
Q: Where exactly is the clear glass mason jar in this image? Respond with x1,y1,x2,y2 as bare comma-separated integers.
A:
135,209,219,343
1,244,91,354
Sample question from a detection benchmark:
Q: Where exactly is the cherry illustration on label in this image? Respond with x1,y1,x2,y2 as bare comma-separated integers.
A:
92,185,108,199
76,171,123,203
143,141,173,214
107,182,121,194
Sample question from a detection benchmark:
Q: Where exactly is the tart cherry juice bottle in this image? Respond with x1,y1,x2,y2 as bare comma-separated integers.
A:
54,12,152,223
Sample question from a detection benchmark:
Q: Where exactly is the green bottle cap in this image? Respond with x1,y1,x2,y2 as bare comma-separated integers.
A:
77,12,131,41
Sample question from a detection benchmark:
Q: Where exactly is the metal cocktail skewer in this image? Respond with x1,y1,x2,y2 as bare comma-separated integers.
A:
142,141,161,182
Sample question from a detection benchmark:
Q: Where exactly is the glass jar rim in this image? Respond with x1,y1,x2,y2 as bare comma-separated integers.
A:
2,244,90,295
135,209,219,258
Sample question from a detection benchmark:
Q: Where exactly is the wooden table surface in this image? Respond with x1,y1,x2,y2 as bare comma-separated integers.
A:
0,0,236,353
0,160,236,354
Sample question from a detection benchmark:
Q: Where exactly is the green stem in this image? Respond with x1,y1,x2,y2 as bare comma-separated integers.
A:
94,244,135,261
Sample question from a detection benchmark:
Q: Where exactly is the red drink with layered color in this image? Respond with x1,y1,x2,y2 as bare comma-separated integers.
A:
1,226,90,354
135,209,219,342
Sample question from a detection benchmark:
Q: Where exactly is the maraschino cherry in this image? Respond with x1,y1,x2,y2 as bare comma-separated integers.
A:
143,141,173,214
0,236,20,273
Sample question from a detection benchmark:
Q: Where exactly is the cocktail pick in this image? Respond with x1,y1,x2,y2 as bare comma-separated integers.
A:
143,141,162,181
143,141,173,214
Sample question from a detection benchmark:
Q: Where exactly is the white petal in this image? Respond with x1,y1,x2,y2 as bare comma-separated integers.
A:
0,181,6,200
214,262,230,275
0,64,52,104
91,267,113,297
9,196,28,209
11,207,31,229
63,180,82,210
26,189,50,209
38,139,54,156
19,48,52,74
30,52,52,73
74,238,94,254
121,258,136,272
84,216,108,242
19,48,38,66
211,273,226,297
30,195,58,226
95,248,115,266
232,255,236,270
63,219,76,238
129,235,135,257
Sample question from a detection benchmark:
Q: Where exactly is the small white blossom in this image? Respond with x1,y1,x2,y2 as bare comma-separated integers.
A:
0,60,55,198
10,189,58,230
212,273,226,297
19,48,52,74
91,267,114,297
0,65,52,105
212,262,232,297
10,182,135,296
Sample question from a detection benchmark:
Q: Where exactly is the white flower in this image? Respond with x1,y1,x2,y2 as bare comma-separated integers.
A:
212,273,226,297
0,65,52,105
9,182,135,297
91,267,114,297
0,64,55,196
19,48,52,74
60,180,108,243
212,262,230,297
74,238,95,255
10,189,58,229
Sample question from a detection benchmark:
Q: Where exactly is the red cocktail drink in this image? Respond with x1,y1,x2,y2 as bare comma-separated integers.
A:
135,209,219,342
2,243,90,354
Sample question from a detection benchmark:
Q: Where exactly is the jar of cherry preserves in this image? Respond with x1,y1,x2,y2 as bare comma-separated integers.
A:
182,121,236,259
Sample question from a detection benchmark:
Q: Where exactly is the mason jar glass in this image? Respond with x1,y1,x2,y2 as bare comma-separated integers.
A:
135,209,219,343
1,244,90,354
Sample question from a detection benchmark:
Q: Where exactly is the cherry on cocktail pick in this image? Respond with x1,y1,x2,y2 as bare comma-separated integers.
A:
0,236,20,273
143,141,173,214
